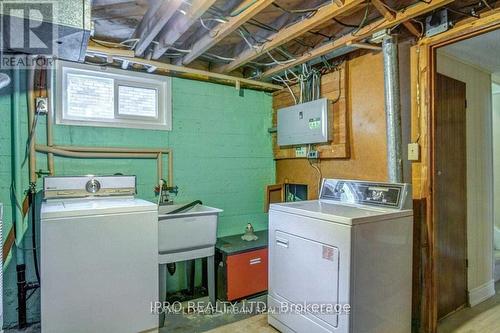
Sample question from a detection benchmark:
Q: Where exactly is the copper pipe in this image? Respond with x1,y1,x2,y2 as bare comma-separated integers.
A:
45,58,55,175
35,145,174,187
157,152,163,184
54,145,171,154
35,145,158,159
168,149,173,186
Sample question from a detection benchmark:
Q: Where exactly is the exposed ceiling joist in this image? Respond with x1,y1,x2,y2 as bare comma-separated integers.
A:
215,0,365,74
152,0,218,59
86,42,283,91
178,0,275,66
133,0,184,56
371,0,422,37
347,41,381,50
262,0,454,78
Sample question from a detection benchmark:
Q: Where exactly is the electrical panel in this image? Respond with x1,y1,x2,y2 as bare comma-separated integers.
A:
277,98,330,146
425,9,450,37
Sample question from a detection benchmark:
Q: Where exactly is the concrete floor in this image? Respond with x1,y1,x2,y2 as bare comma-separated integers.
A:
438,280,500,333
4,295,268,333
160,295,268,333
5,282,499,333
206,314,276,333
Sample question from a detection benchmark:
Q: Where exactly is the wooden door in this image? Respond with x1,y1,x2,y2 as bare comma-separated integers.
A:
435,73,467,320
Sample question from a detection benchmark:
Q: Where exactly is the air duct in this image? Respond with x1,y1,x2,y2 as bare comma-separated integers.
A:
0,0,91,61
382,35,403,183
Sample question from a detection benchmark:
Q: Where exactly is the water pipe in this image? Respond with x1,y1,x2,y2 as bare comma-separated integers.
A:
34,145,173,187
11,63,25,265
27,58,37,183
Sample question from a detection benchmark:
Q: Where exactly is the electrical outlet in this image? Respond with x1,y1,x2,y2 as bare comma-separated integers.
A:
35,97,48,114
408,143,420,161
295,147,307,158
307,150,319,160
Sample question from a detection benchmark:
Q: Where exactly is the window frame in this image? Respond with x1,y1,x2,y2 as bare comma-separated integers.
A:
55,60,172,131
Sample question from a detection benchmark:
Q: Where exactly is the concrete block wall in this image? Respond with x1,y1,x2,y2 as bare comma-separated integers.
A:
0,72,275,328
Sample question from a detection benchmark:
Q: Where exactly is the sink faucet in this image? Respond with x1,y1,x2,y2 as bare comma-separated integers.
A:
156,179,178,206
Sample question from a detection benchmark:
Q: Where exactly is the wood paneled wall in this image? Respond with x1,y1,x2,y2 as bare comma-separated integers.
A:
273,62,349,159
273,51,389,198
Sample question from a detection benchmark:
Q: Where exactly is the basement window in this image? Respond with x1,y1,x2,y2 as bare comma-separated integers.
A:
56,60,171,130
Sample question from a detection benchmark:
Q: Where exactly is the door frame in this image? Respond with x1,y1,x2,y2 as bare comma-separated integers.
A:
410,9,500,333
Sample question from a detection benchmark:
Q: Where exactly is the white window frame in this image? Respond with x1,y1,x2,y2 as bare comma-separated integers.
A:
55,60,172,130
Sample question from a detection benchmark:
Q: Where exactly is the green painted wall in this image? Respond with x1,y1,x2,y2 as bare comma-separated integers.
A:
0,70,275,328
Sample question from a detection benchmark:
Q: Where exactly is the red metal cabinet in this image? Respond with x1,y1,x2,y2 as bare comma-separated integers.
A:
226,248,268,301
215,230,268,301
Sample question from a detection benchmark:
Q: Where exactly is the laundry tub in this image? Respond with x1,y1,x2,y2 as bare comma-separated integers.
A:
157,203,222,326
158,203,222,262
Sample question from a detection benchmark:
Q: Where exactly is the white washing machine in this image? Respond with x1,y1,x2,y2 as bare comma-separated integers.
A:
41,176,158,333
268,179,413,333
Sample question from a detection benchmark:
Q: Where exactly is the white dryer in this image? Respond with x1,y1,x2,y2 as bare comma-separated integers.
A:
268,179,413,333
41,176,158,333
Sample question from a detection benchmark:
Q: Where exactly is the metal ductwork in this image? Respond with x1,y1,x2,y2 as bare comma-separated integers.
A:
0,0,91,62
382,35,403,183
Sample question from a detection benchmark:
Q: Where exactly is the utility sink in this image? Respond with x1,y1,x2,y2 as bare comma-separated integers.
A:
158,204,223,256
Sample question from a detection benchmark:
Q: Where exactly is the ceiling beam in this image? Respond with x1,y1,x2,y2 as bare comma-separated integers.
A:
371,0,422,37
262,0,453,78
215,0,365,74
133,0,184,56
86,42,283,91
152,0,217,59
179,0,275,66
347,41,382,50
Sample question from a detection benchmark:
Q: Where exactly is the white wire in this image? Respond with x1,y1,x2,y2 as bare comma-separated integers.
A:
167,46,192,53
205,53,235,61
266,50,296,65
199,17,227,31
272,76,297,104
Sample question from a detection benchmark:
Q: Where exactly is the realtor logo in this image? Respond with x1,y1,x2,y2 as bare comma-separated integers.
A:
1,1,57,68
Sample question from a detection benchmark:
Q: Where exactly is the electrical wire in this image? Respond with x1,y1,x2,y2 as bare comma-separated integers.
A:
272,1,331,14
332,17,360,28
351,3,371,36
205,53,235,61
307,144,323,196
229,0,258,17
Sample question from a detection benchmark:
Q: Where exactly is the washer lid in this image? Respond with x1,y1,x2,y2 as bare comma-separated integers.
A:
41,197,157,219
269,200,413,225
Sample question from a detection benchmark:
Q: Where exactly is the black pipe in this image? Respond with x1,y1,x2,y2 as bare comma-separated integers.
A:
188,260,195,296
16,264,27,329
166,200,202,215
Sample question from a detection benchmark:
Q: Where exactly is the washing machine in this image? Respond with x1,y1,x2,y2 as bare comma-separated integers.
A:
268,179,413,333
41,175,158,333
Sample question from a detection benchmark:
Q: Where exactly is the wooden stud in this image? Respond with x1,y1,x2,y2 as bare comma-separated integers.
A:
262,0,453,78
86,42,283,91
371,0,396,21
152,0,217,59
179,0,275,65
215,0,365,73
371,0,422,37
133,0,184,56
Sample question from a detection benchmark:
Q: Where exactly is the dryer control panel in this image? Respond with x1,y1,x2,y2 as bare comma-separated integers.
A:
319,179,412,210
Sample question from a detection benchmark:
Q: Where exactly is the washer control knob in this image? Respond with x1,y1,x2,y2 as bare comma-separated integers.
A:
86,179,101,193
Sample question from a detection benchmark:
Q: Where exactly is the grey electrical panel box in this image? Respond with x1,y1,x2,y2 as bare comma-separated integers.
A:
277,98,330,146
